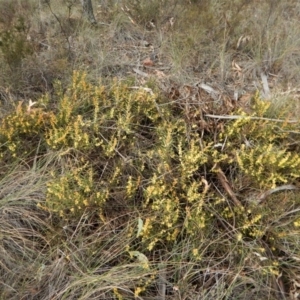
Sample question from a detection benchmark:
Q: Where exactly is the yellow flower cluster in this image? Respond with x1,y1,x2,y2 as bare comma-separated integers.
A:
45,164,108,218
3,71,300,260
0,100,54,157
236,143,300,188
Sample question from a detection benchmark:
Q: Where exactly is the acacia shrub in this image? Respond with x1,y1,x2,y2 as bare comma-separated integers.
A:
1,72,300,259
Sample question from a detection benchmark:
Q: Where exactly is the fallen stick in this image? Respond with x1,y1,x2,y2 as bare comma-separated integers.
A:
205,114,298,123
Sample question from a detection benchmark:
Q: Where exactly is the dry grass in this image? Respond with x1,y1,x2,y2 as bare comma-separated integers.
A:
1,0,299,96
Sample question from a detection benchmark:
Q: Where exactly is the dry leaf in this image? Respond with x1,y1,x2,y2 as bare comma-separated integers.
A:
143,57,154,67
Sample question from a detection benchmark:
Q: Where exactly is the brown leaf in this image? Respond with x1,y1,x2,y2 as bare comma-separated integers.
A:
143,57,154,67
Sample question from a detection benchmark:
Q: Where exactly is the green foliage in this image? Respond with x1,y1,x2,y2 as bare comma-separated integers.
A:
0,16,33,68
124,0,168,26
